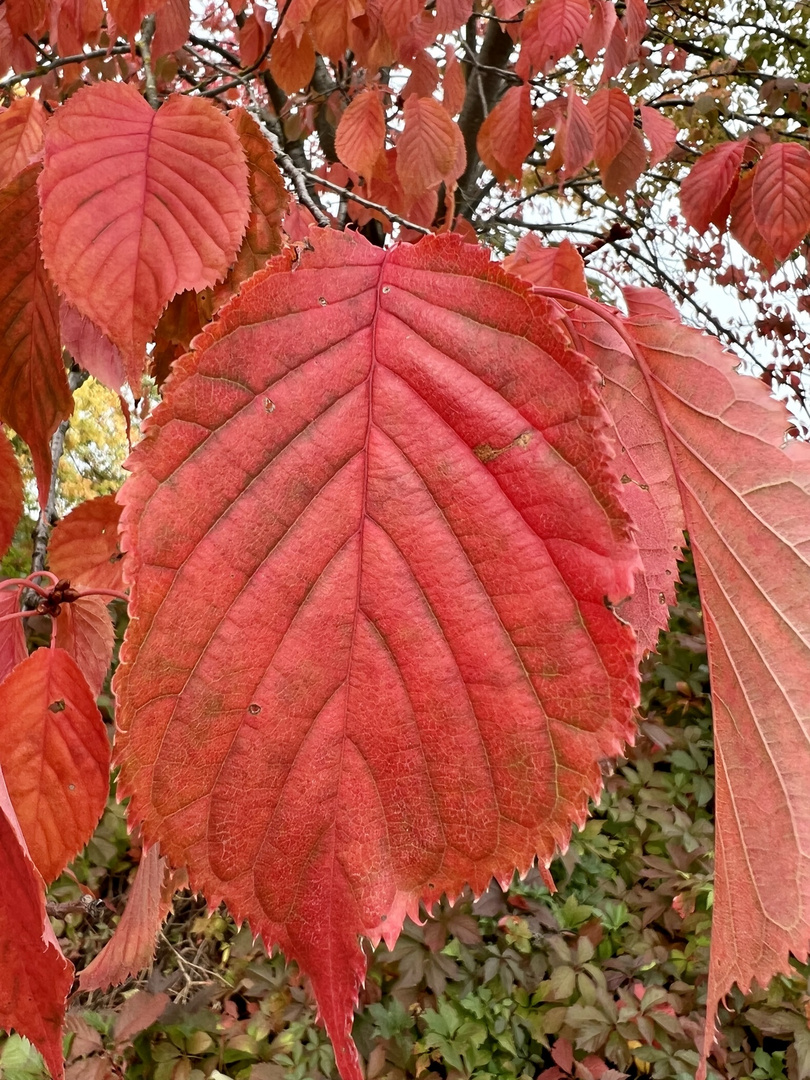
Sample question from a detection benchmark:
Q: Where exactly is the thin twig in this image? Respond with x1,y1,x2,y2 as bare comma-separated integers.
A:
305,173,432,235
0,45,131,91
138,14,160,109
251,105,330,226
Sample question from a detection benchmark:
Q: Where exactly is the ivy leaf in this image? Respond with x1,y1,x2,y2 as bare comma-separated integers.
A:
114,230,639,1080
0,647,110,884
38,82,250,387
0,765,73,1080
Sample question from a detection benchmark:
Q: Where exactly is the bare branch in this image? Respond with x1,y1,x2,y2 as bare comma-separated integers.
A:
139,14,160,109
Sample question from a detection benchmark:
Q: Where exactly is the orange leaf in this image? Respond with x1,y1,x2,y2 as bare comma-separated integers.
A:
5,0,47,38
0,427,22,559
0,164,70,508
477,84,534,184
49,495,125,592
38,83,250,387
106,0,150,39
397,94,459,195
582,0,616,61
0,97,46,189
402,50,440,100
213,107,289,306
78,846,173,992
587,87,633,171
752,142,810,262
268,27,316,92
55,596,115,699
0,647,110,883
639,105,676,167
53,0,104,54
335,89,387,179
680,139,746,235
441,45,466,117
0,768,73,1080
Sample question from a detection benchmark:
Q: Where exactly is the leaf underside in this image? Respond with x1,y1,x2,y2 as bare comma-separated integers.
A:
114,230,640,1079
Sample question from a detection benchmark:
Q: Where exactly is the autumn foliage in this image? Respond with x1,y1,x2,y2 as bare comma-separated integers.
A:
1,3,810,1080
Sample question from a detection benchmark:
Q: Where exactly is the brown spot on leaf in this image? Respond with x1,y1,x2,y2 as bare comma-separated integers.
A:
473,430,532,463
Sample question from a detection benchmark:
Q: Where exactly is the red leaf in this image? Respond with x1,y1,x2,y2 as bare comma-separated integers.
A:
680,140,746,235
0,163,70,508
0,647,110,883
619,319,810,1070
0,767,73,1080
623,0,647,57
397,94,459,195
152,0,190,57
5,0,47,38
238,6,268,67
622,285,679,321
113,990,169,1043
587,87,633,172
106,0,150,40
0,427,22,559
78,845,172,992
38,83,250,387
563,86,594,178
441,45,466,117
567,300,810,1047
55,596,115,698
503,235,588,296
402,50,440,100
212,107,289,307
601,124,645,199
520,0,589,76
639,105,676,167
0,97,47,189
335,89,387,180
477,84,534,184
48,495,125,593
582,0,615,61
752,142,810,262
729,168,776,275
552,1037,574,1073
0,587,27,684
567,307,683,653
52,0,104,55
114,230,639,1080
60,304,125,392
268,27,316,93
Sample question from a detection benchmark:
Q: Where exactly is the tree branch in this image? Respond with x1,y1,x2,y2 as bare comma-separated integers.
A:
139,14,160,109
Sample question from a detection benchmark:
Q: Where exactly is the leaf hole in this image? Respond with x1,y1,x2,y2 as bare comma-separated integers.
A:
382,286,391,294
248,703,261,715
48,699,66,713
318,296,327,306
264,398,275,412
68,784,75,791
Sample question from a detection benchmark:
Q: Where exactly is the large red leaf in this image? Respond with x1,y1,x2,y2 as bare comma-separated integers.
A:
38,83,250,387
114,230,640,1080
0,97,46,189
49,494,125,592
0,766,73,1080
0,163,71,507
0,427,22,558
0,646,110,883
547,294,810,1071
752,142,810,262
78,844,172,991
